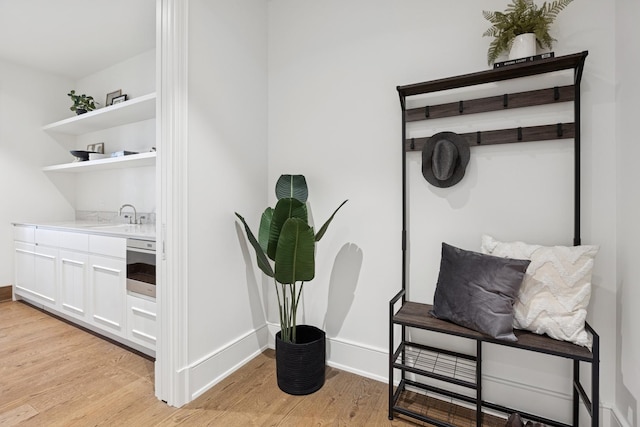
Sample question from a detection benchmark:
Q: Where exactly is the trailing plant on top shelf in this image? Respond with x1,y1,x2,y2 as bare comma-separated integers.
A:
67,90,97,115
483,0,574,65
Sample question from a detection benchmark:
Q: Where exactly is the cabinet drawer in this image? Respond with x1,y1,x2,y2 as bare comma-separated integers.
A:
35,228,60,247
127,294,157,349
13,225,35,243
89,235,126,258
58,231,89,252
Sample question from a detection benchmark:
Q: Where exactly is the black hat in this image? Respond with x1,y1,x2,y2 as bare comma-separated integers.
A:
422,131,470,188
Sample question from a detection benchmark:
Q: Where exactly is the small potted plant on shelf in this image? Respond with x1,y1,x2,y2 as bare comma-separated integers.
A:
67,90,97,115
483,0,574,65
235,174,347,395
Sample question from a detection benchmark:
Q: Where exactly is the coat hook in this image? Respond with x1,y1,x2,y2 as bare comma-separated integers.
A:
503,94,508,108
459,100,464,114
517,127,523,141
425,106,430,118
557,123,563,137
476,131,482,144
554,86,560,101
410,138,415,150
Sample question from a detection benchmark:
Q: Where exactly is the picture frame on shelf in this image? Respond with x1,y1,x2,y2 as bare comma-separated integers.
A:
106,89,122,106
112,94,128,105
86,142,104,154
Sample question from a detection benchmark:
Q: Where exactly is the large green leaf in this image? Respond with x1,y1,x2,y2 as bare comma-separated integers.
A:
315,199,348,242
258,207,273,252
275,174,308,202
235,213,274,278
267,198,308,260
275,218,315,284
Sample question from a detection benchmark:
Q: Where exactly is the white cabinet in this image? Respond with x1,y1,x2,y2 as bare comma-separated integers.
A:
14,226,36,300
89,254,126,336
14,241,36,299
59,250,89,320
13,225,156,354
88,233,128,336
13,226,58,308
127,294,157,350
57,231,90,320
34,246,58,307
32,228,60,308
89,234,126,258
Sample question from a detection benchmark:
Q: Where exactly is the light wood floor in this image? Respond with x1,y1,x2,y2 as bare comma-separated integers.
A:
1,301,505,426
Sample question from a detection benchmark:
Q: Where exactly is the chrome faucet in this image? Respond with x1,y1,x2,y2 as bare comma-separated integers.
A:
119,204,138,224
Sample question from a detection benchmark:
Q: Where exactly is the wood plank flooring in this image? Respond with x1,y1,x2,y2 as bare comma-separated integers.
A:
0,301,506,426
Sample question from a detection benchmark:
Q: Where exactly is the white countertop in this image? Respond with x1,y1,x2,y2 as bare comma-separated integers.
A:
12,220,156,241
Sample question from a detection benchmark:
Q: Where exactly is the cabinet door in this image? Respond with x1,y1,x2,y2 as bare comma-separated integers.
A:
59,250,89,320
14,242,36,298
89,255,126,336
127,294,157,350
33,246,58,307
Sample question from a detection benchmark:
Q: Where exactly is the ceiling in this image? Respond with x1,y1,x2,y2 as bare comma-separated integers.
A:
0,0,156,80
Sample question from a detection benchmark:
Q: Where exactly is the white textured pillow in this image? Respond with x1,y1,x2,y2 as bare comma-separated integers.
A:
481,235,598,348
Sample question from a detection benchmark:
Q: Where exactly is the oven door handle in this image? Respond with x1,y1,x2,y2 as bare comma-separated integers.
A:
127,247,156,255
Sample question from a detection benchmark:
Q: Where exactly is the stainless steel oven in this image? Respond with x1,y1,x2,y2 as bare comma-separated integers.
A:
126,239,156,298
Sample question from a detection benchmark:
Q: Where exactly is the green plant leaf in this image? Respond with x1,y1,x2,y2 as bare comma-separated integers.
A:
235,212,274,278
275,174,308,202
482,0,572,65
268,198,308,260
315,199,348,242
258,207,273,252
274,218,315,284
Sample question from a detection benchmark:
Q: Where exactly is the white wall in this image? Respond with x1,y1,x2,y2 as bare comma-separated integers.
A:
59,50,157,217
0,59,75,285
615,0,640,425
184,0,269,400
268,0,616,421
75,49,156,112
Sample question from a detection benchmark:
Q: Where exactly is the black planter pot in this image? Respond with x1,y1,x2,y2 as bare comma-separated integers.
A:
275,325,326,395
76,108,87,115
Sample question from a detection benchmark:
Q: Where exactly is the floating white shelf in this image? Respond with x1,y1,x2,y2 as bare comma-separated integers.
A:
43,152,156,173
42,93,156,135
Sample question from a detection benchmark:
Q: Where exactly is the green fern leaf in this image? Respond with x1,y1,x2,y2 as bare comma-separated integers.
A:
482,0,573,65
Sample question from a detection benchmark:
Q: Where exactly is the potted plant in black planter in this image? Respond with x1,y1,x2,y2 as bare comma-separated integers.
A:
483,0,574,65
67,90,97,115
236,174,347,395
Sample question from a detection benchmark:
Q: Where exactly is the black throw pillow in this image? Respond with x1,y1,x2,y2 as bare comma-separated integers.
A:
430,243,530,341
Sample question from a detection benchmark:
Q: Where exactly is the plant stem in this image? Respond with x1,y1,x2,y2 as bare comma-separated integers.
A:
282,283,290,342
273,278,285,340
291,283,296,343
273,280,306,344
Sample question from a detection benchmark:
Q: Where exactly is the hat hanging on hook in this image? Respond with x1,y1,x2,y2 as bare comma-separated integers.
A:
421,131,470,188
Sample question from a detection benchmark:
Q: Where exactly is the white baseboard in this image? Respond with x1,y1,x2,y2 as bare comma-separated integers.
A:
237,322,617,426
188,324,269,401
325,336,388,383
